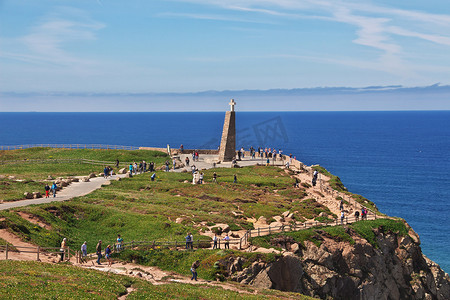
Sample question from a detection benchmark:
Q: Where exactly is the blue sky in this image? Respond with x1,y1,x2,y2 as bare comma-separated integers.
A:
1,0,450,111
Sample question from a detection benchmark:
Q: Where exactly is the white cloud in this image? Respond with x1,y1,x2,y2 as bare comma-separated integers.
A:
175,0,450,77
1,7,104,67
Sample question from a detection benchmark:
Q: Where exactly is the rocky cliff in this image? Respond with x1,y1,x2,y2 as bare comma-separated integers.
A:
227,222,450,300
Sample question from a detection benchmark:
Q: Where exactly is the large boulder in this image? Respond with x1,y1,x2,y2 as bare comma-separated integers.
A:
24,192,33,199
32,192,42,199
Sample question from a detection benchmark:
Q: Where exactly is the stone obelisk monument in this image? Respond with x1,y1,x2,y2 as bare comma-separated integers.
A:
218,99,236,162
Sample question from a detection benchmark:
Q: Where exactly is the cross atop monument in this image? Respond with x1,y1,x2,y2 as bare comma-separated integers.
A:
229,99,236,112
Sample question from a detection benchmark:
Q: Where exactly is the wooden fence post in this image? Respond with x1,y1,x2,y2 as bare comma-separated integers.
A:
269,226,271,234
68,247,70,261
5,244,8,260
258,228,260,236
37,246,40,261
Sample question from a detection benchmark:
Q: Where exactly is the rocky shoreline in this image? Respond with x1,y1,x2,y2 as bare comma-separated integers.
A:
221,222,449,300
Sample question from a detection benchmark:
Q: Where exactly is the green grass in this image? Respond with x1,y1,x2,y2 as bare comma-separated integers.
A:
0,260,132,299
118,248,280,281
350,218,408,247
0,148,169,200
0,163,339,252
128,280,314,299
0,260,314,299
250,219,407,250
0,148,169,180
0,179,45,201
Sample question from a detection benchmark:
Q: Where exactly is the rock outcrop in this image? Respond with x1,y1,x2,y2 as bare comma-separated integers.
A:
228,223,450,300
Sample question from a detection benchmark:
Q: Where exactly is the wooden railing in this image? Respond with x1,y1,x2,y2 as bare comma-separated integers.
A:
0,244,77,262
0,158,143,167
0,144,140,151
0,214,378,263
239,213,377,248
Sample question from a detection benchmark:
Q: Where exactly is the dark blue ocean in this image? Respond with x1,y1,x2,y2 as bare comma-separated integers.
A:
0,111,449,272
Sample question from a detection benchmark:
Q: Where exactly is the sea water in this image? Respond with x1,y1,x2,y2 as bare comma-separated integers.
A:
0,111,449,272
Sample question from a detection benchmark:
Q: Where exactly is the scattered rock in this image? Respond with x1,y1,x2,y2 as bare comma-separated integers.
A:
24,192,33,199
47,175,53,180
175,218,184,224
82,177,90,182
290,243,300,253
32,192,42,199
88,173,96,179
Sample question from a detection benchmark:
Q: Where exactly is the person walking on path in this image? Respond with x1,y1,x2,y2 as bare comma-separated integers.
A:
105,245,112,267
59,238,67,262
96,240,102,265
44,183,50,198
339,199,344,211
80,241,87,262
51,182,58,197
165,160,170,172
213,172,217,183
185,156,190,166
340,211,345,225
190,260,200,281
199,172,204,184
224,234,230,249
129,164,133,177
354,210,360,221
104,166,109,178
233,174,237,183
115,159,119,168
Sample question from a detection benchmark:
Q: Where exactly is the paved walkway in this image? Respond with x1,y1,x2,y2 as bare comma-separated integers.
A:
0,174,127,211
174,153,284,172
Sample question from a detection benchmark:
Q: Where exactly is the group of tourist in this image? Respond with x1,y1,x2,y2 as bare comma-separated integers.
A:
59,234,124,266
44,182,58,198
186,233,230,250
129,161,155,175
103,166,114,178
192,151,200,162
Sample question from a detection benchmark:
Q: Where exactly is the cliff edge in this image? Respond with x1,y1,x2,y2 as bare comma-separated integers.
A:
227,220,449,300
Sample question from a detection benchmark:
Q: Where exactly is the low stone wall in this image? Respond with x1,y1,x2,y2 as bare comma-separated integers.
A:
175,149,219,155
138,147,168,153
